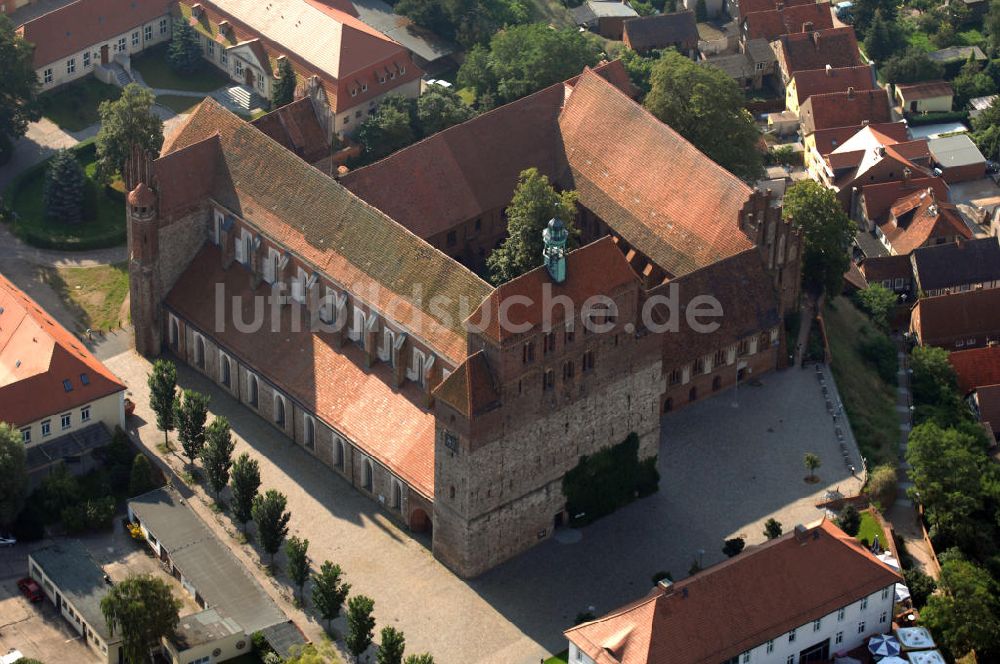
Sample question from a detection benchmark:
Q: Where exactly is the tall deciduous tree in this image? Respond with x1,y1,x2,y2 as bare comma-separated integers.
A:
855,283,896,332
174,389,210,466
972,96,1000,161
167,18,203,74
644,50,763,182
851,0,896,33
416,87,475,136
0,423,27,527
285,535,310,603
43,149,86,224
272,57,297,108
147,359,178,446
312,561,351,632
101,574,181,664
782,180,855,296
201,416,234,501
95,83,164,182
487,168,578,285
346,595,377,662
922,557,1000,659
880,49,946,85
456,23,600,105
252,489,291,565
377,626,406,664
230,452,261,532
357,95,416,163
863,9,902,62
0,15,41,158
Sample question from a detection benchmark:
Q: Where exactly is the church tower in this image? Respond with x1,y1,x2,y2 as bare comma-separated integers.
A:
126,172,163,356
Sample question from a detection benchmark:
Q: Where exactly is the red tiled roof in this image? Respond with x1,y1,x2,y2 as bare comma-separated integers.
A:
860,254,912,283
566,519,902,664
432,351,500,417
0,274,125,427
165,246,437,498
251,98,329,164
743,3,832,41
790,65,874,107
799,88,892,134
912,288,1000,347
738,0,814,17
973,384,1000,432
861,177,949,224
159,98,491,366
467,236,640,343
891,140,931,164
896,80,954,101
878,187,971,256
811,122,908,157
623,11,699,51
776,27,861,76
558,69,753,276
948,345,1000,393
18,0,173,68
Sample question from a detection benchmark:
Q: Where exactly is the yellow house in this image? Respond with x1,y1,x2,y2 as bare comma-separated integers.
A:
895,80,954,114
162,608,250,664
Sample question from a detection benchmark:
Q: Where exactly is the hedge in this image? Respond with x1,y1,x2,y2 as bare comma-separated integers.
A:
904,110,970,126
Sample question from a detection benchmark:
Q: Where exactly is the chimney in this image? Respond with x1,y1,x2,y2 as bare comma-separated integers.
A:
218,20,231,36
192,3,204,17
903,167,912,186
825,63,833,76
657,578,674,592
811,30,820,48
802,21,813,32
847,86,855,99
794,524,808,542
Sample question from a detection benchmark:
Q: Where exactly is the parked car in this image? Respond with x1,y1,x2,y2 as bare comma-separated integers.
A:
16,578,42,603
0,535,16,547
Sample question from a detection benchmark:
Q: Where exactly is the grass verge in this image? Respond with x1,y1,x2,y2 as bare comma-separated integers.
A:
41,262,129,331
132,43,232,92
38,77,120,132
545,651,569,664
824,297,899,466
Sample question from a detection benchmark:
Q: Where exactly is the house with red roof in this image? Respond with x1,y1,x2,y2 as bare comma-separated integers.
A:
0,274,126,485
565,519,902,664
785,65,876,116
773,27,861,89
798,88,892,136
740,2,831,42
948,345,1000,440
872,186,971,256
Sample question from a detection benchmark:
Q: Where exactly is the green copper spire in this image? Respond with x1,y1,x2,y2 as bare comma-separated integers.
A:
542,217,568,283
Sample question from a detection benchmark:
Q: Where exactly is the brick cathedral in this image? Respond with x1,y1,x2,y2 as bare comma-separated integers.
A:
126,63,801,577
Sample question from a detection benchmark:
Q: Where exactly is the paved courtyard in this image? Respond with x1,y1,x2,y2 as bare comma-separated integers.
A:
105,350,862,664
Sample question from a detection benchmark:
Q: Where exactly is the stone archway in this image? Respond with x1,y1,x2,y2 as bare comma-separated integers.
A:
409,507,431,533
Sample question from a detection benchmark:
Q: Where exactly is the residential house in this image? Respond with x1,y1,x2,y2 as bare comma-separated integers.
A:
798,88,892,136
928,134,987,183
968,384,1000,442
177,0,422,136
623,11,699,56
969,94,998,121
910,287,1000,349
860,254,914,294
565,519,901,664
910,236,1000,297
28,541,123,664
162,608,250,664
772,27,861,89
786,65,876,116
856,175,949,232
0,274,126,486
948,345,1000,393
741,2,831,42
570,0,639,39
873,187,972,255
699,38,777,90
129,64,801,578
804,120,908,174
895,80,953,114
728,0,815,22
17,0,172,91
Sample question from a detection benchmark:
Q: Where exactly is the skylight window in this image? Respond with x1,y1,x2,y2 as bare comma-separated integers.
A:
63,379,73,392
80,373,90,385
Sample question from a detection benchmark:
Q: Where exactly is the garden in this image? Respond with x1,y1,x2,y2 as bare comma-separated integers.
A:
3,140,126,250
37,77,121,132
131,42,231,93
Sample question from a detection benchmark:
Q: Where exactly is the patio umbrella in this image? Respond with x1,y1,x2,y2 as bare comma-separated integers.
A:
869,634,902,658
877,657,908,664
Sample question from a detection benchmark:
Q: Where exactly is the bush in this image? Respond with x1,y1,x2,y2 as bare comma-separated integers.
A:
129,454,155,497
61,496,116,533
903,567,937,608
722,537,746,557
859,333,897,385
563,433,659,526
867,464,898,509
836,504,861,536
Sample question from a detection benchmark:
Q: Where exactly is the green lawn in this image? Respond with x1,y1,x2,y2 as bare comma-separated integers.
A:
824,297,899,466
906,31,936,53
7,142,126,250
42,262,129,331
155,94,204,114
958,28,986,48
132,43,231,92
38,77,121,132
545,651,569,664
857,510,888,547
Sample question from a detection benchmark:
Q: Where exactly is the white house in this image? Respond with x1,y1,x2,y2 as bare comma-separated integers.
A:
565,519,902,664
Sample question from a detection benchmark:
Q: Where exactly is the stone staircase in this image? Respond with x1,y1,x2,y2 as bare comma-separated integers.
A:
109,62,132,87
223,85,254,110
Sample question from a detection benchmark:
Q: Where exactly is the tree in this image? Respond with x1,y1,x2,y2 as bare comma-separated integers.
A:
357,95,416,163
286,535,310,603
43,149,86,224
722,536,745,557
851,0,896,33
346,595,377,662
695,0,707,20
644,51,763,182
0,423,27,527
880,49,946,85
167,18,203,74
972,95,1000,161
616,47,656,98
456,23,600,105
174,389,209,466
101,573,181,664
95,83,164,183
147,359,178,446
272,57,297,108
230,452,261,532
252,489,291,565
404,655,435,664
782,180,855,296
988,0,1000,52
910,346,965,425
953,57,997,111
0,15,41,156
487,168,578,284
763,518,783,540
903,567,937,609
377,626,406,664
855,283,896,331
312,561,351,632
866,464,898,509
863,9,903,62
922,558,1000,658
396,0,527,48
129,454,156,497
804,452,821,480
416,86,475,137
201,416,235,501
835,504,861,536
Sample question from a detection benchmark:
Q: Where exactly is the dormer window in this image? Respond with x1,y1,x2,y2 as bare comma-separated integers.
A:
80,373,90,385
399,65,405,74
361,83,368,92
63,379,73,392
351,87,358,97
